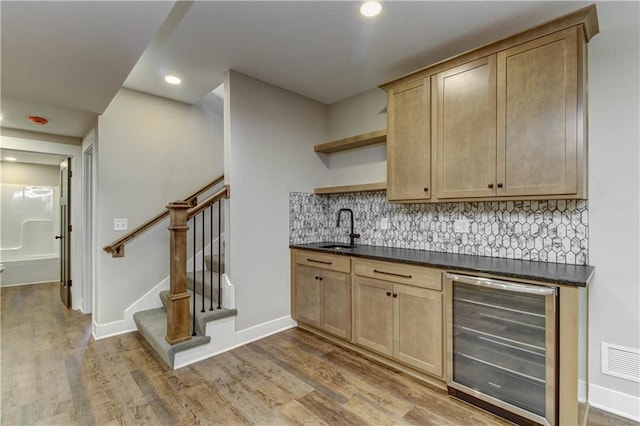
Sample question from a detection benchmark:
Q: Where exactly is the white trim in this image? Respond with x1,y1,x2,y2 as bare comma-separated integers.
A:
235,315,297,347
92,319,130,340
174,316,236,369
81,136,95,314
172,315,296,369
589,383,640,422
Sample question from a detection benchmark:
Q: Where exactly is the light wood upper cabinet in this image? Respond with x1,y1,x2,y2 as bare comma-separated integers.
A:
382,5,597,202
434,56,497,199
386,78,431,202
497,27,580,197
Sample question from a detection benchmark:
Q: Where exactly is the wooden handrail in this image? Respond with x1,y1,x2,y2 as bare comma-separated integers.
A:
184,174,225,206
187,185,230,220
103,174,224,257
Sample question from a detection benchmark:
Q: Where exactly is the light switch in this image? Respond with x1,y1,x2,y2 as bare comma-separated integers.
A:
114,218,128,231
454,219,470,233
380,218,389,230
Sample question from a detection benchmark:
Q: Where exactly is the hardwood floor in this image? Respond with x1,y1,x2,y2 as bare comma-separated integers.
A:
1,282,637,425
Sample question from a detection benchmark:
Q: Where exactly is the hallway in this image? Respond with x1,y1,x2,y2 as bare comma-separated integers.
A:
1,282,636,425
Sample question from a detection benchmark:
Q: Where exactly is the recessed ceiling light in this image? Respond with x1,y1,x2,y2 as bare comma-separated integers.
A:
165,75,182,85
5,157,17,162
360,1,382,17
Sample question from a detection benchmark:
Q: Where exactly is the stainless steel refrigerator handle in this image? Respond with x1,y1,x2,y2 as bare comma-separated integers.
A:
446,273,557,296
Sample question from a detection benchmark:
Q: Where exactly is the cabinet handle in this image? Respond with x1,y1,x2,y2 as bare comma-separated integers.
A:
386,291,391,296
424,187,429,192
374,269,412,279
393,293,398,298
497,183,504,188
488,183,494,189
307,258,332,265
319,277,323,281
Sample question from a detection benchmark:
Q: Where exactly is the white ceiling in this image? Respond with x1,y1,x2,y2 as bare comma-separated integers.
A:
1,1,598,138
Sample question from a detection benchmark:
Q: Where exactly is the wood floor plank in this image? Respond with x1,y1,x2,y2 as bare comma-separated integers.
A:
1,283,638,426
278,400,329,426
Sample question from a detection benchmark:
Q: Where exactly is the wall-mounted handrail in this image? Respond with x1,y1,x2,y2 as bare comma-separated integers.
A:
103,174,224,257
187,186,230,220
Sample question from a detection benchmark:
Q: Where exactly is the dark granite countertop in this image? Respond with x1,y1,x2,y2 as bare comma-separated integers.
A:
290,242,594,287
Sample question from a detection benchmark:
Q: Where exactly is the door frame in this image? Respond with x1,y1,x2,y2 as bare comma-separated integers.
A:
1,132,84,310
82,141,95,314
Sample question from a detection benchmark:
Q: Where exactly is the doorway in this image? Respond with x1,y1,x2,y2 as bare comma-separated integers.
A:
58,158,72,308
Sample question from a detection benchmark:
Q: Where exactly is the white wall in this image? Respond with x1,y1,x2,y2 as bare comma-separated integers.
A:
226,71,327,332
324,88,388,187
95,88,223,324
1,161,60,185
587,1,640,417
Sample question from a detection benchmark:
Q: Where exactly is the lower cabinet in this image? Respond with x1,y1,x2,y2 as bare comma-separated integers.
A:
354,276,443,377
293,259,351,340
291,249,444,380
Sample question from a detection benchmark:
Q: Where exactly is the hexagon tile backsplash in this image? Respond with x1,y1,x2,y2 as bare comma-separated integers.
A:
289,191,589,265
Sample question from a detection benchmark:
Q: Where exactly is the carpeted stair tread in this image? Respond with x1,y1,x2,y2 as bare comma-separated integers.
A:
204,254,224,274
187,271,220,303
133,308,210,368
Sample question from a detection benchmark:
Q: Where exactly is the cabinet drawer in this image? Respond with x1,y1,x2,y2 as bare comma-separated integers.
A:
295,251,351,273
354,259,442,291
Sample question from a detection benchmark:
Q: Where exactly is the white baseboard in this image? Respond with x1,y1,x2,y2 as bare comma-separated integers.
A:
92,319,131,340
589,383,640,422
235,315,297,347
172,315,296,370
174,316,236,369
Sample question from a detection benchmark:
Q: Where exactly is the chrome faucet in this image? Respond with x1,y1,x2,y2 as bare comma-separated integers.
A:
336,208,360,247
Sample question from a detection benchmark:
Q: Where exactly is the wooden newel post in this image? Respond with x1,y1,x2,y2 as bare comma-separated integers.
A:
166,201,192,344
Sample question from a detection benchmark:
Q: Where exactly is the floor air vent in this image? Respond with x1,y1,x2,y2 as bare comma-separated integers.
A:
602,343,640,383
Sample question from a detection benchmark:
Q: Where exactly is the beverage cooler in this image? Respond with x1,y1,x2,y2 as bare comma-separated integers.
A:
446,273,558,426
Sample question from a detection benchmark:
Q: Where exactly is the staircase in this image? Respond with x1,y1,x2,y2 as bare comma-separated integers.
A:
133,255,236,368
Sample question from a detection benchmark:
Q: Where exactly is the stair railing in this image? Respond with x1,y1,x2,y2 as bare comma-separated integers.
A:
166,185,229,344
103,174,224,257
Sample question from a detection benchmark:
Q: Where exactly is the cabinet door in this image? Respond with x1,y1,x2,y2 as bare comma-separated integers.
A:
387,78,431,202
294,265,321,327
394,284,443,377
435,56,497,199
354,277,394,356
497,27,578,196
320,270,352,340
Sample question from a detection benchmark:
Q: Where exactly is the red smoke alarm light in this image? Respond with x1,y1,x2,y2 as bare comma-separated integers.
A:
28,115,48,125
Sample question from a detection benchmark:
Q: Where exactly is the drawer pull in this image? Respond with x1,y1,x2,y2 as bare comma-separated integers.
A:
386,291,391,296
373,269,412,279
307,258,332,265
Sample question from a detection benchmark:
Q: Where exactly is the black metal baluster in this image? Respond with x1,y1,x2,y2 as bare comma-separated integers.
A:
192,215,196,336
217,200,222,309
209,203,214,311
201,211,205,313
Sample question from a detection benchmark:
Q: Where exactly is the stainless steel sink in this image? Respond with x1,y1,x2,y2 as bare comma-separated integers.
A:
319,244,356,250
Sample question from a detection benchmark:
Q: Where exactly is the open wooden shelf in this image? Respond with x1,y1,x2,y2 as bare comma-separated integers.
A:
314,129,386,154
314,182,386,195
